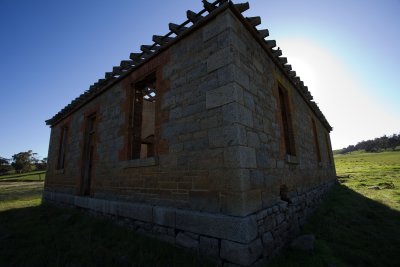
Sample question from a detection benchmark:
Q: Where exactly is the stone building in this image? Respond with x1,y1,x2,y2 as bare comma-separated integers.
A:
44,0,336,266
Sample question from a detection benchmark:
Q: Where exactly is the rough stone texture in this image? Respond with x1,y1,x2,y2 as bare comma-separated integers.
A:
44,179,334,266
175,209,258,243
220,238,263,266
176,232,199,249
44,4,337,267
199,236,220,258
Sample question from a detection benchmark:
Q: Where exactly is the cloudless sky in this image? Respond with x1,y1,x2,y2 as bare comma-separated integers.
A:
0,0,399,159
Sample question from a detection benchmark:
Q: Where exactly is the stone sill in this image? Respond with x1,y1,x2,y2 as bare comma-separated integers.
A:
285,154,299,165
123,156,158,169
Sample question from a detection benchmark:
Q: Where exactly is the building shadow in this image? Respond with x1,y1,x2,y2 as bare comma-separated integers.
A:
1,183,399,267
269,183,400,267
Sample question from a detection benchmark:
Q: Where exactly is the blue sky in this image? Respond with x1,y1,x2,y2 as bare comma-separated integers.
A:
0,0,399,159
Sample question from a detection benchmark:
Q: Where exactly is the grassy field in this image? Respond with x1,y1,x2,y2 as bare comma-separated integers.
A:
0,177,211,266
0,170,46,181
0,151,399,266
270,150,400,267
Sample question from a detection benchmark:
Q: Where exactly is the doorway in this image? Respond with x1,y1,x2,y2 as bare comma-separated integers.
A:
81,114,96,196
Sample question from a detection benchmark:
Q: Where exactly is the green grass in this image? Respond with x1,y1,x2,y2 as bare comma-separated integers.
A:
0,182,213,267
0,182,43,211
335,151,400,210
0,170,46,181
269,150,400,267
1,151,399,266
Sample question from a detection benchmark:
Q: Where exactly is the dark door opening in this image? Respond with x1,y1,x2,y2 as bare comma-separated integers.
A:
81,114,96,196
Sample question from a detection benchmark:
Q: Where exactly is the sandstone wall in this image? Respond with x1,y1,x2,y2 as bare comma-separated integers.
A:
45,6,337,266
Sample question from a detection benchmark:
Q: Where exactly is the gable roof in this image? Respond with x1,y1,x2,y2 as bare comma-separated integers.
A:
46,0,332,131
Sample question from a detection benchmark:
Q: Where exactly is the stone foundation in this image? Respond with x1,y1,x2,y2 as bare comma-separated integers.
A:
43,180,334,266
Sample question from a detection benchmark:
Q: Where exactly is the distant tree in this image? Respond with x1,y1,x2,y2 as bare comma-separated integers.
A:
388,133,400,150
35,157,47,171
338,132,400,154
0,157,13,175
11,150,35,173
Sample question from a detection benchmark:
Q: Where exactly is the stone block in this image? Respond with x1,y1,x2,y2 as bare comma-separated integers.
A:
175,209,257,243
250,170,264,189
247,131,260,148
263,215,277,232
208,124,247,148
199,236,219,258
182,102,205,117
176,232,199,249
189,190,220,213
220,238,263,266
221,190,262,216
224,146,257,168
256,208,269,221
275,213,285,225
203,10,235,42
209,168,251,192
153,206,176,228
116,201,153,223
75,195,90,209
207,46,233,73
206,83,244,109
262,231,275,256
184,138,209,151
262,231,273,245
161,93,176,110
222,102,253,127
243,90,255,110
256,150,269,169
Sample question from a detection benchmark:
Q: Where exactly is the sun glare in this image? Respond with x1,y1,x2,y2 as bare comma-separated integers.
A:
277,38,400,149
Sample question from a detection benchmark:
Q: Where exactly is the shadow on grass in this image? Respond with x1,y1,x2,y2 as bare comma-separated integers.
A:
1,185,399,267
0,204,214,267
269,184,400,267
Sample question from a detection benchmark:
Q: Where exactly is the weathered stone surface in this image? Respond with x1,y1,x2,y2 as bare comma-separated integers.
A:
224,146,257,168
206,83,244,109
116,201,153,223
153,206,176,228
189,190,220,213
222,102,253,127
199,236,219,258
221,190,262,216
175,209,257,243
176,232,199,249
220,238,263,266
208,124,247,148
207,46,233,73
262,231,273,244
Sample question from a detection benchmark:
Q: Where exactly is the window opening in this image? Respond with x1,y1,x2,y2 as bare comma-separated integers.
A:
325,133,332,164
82,114,96,196
312,118,322,162
278,87,296,156
130,75,156,159
57,126,68,169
